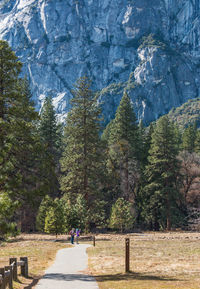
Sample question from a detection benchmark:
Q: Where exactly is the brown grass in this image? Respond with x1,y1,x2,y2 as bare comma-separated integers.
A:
88,232,200,289
0,233,69,289
2,232,200,289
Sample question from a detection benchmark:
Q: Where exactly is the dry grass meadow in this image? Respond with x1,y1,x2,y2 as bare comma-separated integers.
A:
0,234,69,288
87,232,200,289
1,232,200,289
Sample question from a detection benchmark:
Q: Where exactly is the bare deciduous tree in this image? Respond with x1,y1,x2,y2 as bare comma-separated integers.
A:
178,151,200,206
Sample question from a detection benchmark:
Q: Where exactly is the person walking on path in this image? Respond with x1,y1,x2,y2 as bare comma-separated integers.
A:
76,228,81,244
69,228,75,244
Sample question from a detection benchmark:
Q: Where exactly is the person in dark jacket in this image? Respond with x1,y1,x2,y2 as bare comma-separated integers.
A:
69,228,75,244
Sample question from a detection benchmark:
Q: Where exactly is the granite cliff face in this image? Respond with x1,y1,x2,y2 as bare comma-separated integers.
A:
0,0,199,124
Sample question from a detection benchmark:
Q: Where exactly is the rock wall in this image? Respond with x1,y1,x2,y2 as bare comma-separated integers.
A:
0,0,199,124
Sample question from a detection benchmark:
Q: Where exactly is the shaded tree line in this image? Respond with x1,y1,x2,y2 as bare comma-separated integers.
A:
37,79,200,233
0,40,62,238
1,41,200,238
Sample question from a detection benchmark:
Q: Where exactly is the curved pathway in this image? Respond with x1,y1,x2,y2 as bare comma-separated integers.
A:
35,244,99,289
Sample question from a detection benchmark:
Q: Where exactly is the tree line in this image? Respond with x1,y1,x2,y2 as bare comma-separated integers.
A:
1,41,200,238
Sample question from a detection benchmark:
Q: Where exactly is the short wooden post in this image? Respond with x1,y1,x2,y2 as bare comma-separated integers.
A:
125,238,130,273
93,236,95,247
0,268,5,289
5,266,13,289
9,258,17,281
20,257,28,278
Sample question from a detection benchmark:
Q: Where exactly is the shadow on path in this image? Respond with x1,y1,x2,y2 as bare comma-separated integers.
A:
42,273,96,282
33,271,181,283
94,272,182,282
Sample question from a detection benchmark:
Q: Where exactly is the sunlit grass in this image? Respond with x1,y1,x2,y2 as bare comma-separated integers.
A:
88,232,200,289
0,234,69,288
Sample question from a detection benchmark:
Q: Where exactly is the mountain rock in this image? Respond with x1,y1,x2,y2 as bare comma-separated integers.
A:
0,0,199,124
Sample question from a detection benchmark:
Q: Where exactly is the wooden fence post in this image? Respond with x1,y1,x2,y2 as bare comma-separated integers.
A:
0,268,5,289
20,257,28,278
93,236,95,247
9,258,17,281
5,266,13,289
125,238,130,273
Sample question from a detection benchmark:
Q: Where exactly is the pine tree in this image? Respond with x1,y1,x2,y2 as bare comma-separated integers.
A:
142,122,155,167
0,41,48,232
107,91,139,200
137,120,146,167
39,96,62,196
144,116,181,230
109,198,134,232
0,40,22,198
10,78,43,202
44,198,65,237
0,193,19,238
60,77,103,211
36,195,54,232
182,123,197,153
39,96,62,159
195,130,200,154
74,194,88,231
101,120,114,144
61,194,88,232
135,122,154,226
0,42,42,200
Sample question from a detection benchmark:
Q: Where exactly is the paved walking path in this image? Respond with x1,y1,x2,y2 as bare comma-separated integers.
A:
35,244,99,289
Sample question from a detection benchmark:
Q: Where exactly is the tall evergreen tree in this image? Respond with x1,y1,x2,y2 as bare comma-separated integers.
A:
60,77,103,213
0,42,42,202
137,120,155,169
0,40,22,198
39,96,62,196
144,116,181,231
107,91,139,200
135,122,154,226
39,96,62,160
144,123,154,162
137,120,146,167
61,194,88,232
11,78,43,203
182,123,197,153
195,130,200,154
0,41,48,232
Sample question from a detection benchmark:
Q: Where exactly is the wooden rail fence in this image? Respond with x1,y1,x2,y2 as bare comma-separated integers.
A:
0,257,28,289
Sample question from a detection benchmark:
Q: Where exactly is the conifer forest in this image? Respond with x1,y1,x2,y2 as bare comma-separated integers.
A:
1,40,200,238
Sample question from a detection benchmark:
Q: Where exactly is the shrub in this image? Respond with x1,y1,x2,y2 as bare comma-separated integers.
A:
109,198,134,232
0,193,19,239
36,195,54,232
44,198,65,237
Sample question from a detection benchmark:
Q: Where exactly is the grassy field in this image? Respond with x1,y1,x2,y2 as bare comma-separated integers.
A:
88,232,200,289
1,232,200,289
0,234,69,289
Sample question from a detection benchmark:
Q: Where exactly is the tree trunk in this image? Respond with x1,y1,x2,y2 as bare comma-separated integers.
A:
154,210,160,231
154,219,160,231
124,156,129,200
166,191,171,231
83,96,88,204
